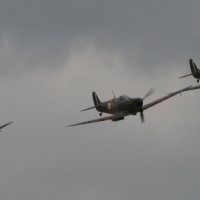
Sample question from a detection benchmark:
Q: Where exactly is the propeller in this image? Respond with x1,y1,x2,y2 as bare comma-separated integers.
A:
142,88,155,100
126,88,155,123
139,88,155,123
140,107,145,123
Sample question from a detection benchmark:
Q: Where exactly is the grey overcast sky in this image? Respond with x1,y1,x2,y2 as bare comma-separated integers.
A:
0,1,200,200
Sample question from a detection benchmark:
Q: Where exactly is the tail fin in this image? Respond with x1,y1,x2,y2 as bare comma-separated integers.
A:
92,92,101,111
190,59,199,78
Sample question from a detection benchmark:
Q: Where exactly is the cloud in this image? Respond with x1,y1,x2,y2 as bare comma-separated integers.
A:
0,1,200,200
1,0,200,76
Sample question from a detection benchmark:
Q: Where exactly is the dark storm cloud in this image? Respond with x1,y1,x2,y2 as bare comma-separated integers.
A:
1,1,200,200
1,0,200,76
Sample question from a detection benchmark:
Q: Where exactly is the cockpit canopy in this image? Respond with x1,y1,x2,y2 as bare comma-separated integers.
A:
120,94,131,100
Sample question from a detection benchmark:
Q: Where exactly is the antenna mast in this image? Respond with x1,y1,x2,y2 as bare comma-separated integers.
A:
112,90,116,99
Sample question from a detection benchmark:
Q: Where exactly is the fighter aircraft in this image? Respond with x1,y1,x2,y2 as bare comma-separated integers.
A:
67,85,200,127
0,122,12,131
179,59,200,82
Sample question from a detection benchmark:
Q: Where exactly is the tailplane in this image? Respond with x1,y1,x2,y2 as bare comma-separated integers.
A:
81,92,102,112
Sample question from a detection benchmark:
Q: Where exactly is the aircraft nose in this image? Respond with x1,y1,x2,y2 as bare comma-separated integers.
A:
135,98,143,107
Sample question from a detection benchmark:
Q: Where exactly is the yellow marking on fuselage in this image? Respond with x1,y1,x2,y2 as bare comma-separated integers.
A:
106,99,114,114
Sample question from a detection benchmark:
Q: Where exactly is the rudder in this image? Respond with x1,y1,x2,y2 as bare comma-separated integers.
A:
190,59,199,78
92,92,101,111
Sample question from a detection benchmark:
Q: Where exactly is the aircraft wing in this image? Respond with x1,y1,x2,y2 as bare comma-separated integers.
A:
143,85,193,111
0,122,12,131
67,112,130,127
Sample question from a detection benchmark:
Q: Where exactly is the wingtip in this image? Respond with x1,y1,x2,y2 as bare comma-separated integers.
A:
66,125,73,127
5,122,12,125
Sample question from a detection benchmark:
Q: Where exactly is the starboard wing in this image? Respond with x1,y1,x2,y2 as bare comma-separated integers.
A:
0,122,12,131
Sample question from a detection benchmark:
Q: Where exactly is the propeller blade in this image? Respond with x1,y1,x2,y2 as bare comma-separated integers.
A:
140,111,145,123
143,88,155,100
139,106,145,123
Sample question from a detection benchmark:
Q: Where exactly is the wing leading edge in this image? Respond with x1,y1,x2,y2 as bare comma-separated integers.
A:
0,122,12,131
143,85,200,111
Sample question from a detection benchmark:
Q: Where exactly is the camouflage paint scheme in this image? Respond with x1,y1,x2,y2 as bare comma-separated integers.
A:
67,85,200,127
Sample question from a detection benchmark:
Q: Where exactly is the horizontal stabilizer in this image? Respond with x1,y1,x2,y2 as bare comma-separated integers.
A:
81,104,101,112
179,71,199,79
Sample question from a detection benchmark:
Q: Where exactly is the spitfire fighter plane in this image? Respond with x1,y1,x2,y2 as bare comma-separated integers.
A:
179,59,200,83
0,122,12,131
67,85,200,127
